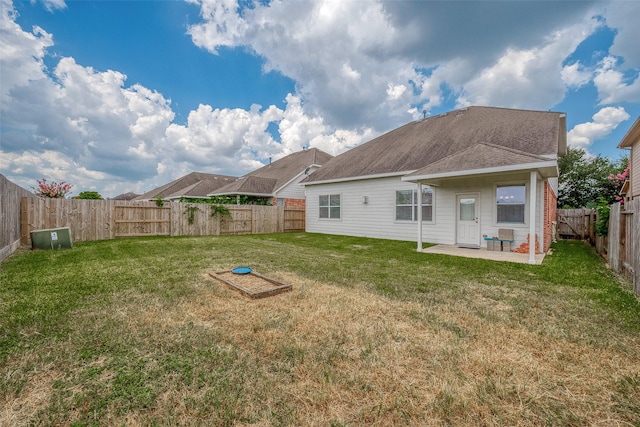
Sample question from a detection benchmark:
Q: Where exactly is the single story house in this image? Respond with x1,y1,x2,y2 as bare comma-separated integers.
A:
617,116,640,201
209,148,333,207
134,172,237,202
302,106,566,264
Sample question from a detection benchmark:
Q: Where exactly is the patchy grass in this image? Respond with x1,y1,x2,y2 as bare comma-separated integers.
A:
1,234,639,426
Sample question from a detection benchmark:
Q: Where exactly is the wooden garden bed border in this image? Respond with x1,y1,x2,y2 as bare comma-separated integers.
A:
209,270,292,299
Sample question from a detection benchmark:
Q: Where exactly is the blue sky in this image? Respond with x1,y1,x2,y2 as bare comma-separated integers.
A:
1,0,639,198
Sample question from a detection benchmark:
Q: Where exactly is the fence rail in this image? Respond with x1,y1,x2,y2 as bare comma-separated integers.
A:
20,198,305,246
557,208,595,241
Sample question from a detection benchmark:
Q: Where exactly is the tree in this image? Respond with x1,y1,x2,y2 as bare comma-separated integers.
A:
558,148,627,208
32,178,73,198
76,191,103,200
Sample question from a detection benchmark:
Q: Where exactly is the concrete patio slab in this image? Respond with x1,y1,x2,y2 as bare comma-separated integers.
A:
421,244,546,265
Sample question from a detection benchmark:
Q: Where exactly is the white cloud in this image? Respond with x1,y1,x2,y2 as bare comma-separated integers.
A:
277,94,374,156
186,0,246,53
561,62,592,88
457,19,599,109
604,1,640,68
2,0,380,197
567,106,630,150
40,0,66,12
187,0,602,131
594,56,640,104
386,84,406,101
0,0,53,102
186,0,443,128
4,0,640,197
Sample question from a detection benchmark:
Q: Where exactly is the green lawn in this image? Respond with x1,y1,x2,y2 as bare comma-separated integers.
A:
1,233,639,426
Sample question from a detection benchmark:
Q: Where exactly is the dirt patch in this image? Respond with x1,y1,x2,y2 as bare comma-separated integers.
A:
209,270,292,298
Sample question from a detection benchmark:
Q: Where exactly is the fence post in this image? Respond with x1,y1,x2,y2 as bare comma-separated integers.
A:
608,203,621,272
631,199,640,297
20,197,29,245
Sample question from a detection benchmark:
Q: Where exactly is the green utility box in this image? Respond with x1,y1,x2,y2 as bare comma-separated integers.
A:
30,227,73,250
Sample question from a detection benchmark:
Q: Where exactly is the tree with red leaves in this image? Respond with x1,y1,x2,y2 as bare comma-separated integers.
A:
32,178,73,198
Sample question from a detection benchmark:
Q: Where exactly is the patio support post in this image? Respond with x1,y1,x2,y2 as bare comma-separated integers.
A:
528,171,537,264
417,182,423,252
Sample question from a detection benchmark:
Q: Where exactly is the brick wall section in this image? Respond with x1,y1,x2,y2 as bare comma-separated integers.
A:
284,198,306,208
543,181,557,253
271,198,306,208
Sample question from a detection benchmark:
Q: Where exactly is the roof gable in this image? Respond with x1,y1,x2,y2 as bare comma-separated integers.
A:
211,148,333,196
304,106,565,184
618,116,640,149
406,143,551,177
135,172,237,200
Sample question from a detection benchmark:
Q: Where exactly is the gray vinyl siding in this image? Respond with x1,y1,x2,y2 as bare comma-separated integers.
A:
305,173,545,250
276,166,322,200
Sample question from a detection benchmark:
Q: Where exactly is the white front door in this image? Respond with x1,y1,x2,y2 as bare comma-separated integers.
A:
456,194,480,247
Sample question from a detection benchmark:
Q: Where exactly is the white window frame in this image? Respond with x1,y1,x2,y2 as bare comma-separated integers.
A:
495,183,527,225
395,187,434,222
319,194,341,219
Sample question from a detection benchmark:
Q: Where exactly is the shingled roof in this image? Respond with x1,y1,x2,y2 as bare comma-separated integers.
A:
111,192,140,201
303,106,566,184
404,143,557,180
134,172,237,201
210,148,333,196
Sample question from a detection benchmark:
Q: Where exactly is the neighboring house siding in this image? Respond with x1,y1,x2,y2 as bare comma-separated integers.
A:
276,166,319,200
306,174,545,250
632,142,640,199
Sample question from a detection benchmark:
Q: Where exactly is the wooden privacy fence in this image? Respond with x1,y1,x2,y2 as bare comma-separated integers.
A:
557,208,596,241
20,198,305,246
607,199,640,297
1,174,36,262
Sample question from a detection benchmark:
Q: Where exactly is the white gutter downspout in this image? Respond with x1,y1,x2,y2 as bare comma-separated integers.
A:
529,171,537,264
417,182,423,252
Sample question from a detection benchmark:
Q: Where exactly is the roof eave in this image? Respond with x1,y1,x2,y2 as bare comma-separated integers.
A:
401,161,559,183
207,191,273,197
302,171,414,186
617,117,640,149
165,195,209,201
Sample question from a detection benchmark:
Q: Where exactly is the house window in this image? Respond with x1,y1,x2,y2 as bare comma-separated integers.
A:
496,185,525,223
396,188,433,221
319,194,340,219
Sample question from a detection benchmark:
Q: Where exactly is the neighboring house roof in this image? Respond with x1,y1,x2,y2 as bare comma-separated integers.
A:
112,192,140,200
134,172,237,201
617,116,640,149
303,106,566,185
210,148,333,197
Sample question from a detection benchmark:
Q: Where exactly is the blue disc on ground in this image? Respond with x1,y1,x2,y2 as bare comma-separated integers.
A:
232,267,252,275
